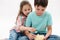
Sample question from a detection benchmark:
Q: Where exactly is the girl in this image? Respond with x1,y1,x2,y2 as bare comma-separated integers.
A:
9,0,35,40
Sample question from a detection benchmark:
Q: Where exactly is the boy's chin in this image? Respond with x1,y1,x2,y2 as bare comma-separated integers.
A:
37,14,42,16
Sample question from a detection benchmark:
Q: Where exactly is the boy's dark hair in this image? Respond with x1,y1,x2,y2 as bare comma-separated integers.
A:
34,0,48,7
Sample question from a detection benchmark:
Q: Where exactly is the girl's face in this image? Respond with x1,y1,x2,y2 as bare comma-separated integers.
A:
22,4,31,16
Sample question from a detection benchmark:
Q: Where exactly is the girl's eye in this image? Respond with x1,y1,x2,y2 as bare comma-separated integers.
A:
24,9,27,11
28,9,30,11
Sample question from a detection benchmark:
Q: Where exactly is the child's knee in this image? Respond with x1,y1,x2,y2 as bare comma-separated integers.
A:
9,29,18,39
10,29,17,35
47,35,60,40
48,38,55,40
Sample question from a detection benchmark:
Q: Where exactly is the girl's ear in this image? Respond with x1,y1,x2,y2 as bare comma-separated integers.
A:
21,8,23,13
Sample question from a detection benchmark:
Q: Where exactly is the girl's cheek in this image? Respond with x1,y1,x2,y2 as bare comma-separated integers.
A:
23,11,26,15
29,10,31,13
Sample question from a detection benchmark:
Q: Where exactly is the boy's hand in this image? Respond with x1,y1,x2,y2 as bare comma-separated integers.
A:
27,33,36,40
43,37,47,40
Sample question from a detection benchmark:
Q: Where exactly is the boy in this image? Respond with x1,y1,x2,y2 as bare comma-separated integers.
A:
25,0,60,40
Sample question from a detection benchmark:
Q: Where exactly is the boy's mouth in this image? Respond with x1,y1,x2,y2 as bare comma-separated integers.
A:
36,13,43,16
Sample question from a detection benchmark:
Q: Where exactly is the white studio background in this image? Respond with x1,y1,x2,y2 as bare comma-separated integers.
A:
0,0,60,39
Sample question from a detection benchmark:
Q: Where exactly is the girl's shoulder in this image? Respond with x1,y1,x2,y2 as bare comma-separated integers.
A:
18,15,26,20
18,15,22,20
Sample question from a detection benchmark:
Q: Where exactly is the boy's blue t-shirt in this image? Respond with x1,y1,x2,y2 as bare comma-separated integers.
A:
25,11,52,33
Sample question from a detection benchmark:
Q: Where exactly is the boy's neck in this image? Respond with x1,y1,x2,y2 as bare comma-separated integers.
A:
36,13,43,16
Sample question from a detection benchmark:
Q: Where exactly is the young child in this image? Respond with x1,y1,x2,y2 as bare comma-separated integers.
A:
25,0,60,40
9,0,35,40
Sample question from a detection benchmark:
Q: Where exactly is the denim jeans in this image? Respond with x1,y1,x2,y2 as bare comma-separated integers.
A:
9,29,60,40
9,29,29,40
33,32,60,40
18,36,29,40
18,32,60,40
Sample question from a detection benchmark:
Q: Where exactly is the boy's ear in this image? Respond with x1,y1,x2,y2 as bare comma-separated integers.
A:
34,6,36,7
34,5,37,7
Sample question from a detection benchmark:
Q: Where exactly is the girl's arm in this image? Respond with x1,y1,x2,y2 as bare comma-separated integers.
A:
16,16,36,32
44,25,52,40
15,16,26,32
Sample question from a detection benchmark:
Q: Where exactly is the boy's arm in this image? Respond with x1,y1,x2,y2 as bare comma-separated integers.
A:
44,14,52,39
44,26,52,39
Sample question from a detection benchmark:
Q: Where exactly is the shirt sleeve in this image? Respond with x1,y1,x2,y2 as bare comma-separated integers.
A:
47,14,52,26
25,13,32,27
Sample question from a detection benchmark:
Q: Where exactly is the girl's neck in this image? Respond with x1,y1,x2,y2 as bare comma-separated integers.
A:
21,13,27,17
22,15,27,17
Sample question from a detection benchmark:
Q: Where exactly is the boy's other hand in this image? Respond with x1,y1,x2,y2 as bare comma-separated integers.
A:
43,36,47,40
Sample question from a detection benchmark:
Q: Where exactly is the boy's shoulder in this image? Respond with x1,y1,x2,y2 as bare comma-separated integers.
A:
29,11,35,15
28,11,51,17
44,11,51,17
28,11,35,16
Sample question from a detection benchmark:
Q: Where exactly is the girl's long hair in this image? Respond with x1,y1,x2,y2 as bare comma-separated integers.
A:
16,0,32,24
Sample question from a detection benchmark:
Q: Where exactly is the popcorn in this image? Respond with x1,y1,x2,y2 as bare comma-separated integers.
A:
35,34,44,40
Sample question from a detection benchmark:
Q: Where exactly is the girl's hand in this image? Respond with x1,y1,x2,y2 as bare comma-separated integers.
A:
27,27,36,32
15,26,20,32
15,26,28,32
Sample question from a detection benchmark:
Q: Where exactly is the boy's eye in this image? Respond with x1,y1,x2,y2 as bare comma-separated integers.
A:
42,9,44,11
37,9,40,10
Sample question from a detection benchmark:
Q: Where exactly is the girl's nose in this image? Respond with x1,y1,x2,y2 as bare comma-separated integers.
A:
27,11,30,13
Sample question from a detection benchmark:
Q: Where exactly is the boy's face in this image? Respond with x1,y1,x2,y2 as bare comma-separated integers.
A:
35,5,46,16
